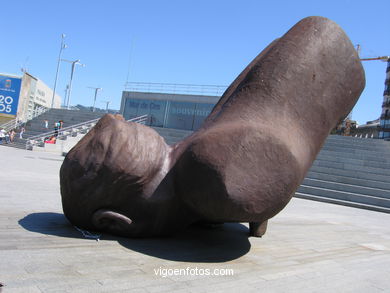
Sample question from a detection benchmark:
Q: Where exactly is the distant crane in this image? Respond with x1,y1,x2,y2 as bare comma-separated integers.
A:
340,46,389,136
101,100,111,113
356,44,389,62
360,56,390,62
87,87,102,112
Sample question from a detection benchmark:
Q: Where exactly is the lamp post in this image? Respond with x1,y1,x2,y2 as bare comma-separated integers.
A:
63,85,69,108
88,87,102,112
101,100,110,113
62,59,85,109
51,34,67,108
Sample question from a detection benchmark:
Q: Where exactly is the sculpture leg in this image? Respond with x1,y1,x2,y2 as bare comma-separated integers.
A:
249,220,268,237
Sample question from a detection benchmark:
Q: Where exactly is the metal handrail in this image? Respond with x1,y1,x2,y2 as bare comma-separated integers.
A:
26,114,148,149
27,118,100,141
0,119,18,131
0,107,50,132
124,81,227,96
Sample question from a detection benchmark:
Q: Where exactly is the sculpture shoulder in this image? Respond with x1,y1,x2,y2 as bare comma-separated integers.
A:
172,122,301,221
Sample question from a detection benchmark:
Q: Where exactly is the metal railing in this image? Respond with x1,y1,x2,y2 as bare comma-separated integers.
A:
26,106,50,121
26,114,148,150
124,82,227,97
0,119,20,132
0,107,51,132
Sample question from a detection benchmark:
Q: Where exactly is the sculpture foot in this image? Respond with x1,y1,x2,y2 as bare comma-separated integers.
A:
249,220,268,237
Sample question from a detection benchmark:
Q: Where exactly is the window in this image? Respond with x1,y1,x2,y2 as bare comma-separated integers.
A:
165,101,196,130
192,103,215,130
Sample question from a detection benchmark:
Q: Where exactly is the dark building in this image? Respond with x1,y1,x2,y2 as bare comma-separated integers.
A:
379,60,390,139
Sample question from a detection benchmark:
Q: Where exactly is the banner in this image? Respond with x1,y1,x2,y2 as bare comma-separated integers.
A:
0,75,22,116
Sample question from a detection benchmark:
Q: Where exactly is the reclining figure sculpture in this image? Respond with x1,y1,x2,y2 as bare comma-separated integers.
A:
60,16,365,238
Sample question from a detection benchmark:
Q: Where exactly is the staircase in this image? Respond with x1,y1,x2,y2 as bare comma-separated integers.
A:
296,135,390,213
24,108,106,138
1,108,107,149
28,115,148,155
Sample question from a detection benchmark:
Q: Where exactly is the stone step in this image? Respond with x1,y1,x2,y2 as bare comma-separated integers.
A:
297,182,390,204
326,135,389,145
323,140,390,152
32,133,85,155
320,145,390,158
13,109,105,147
0,141,26,150
297,185,390,208
316,153,390,170
325,138,388,146
311,160,390,176
294,192,390,214
308,165,390,182
318,149,390,163
301,178,390,200
305,170,390,190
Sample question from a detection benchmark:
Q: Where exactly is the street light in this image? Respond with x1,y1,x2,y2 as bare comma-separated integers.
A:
62,59,85,109
63,85,69,107
87,87,102,112
101,100,111,113
51,34,67,108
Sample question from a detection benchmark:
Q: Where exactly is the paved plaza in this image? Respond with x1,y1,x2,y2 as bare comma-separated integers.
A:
0,146,390,293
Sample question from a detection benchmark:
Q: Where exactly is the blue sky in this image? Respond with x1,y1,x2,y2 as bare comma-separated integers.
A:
2,0,389,124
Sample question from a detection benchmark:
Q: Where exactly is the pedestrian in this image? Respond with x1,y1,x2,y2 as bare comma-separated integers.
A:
54,122,59,137
5,131,10,143
58,120,64,135
45,135,57,144
44,119,49,129
0,128,5,144
9,129,15,142
19,127,25,139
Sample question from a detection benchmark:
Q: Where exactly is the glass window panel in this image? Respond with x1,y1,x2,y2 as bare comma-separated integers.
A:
166,101,196,130
136,100,151,118
123,98,140,120
149,100,167,127
192,103,215,130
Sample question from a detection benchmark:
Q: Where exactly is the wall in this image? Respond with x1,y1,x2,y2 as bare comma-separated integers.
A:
35,79,61,109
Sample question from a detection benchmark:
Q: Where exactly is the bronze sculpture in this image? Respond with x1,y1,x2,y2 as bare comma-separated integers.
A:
60,16,365,238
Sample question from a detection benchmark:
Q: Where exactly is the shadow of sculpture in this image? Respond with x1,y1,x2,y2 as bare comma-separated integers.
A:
19,212,251,263
115,223,251,263
18,212,81,238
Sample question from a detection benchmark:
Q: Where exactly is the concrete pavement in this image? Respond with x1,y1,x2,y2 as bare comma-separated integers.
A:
0,146,389,292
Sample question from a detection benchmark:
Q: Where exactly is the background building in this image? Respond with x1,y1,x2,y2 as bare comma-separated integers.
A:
0,72,61,125
379,60,390,139
120,83,225,131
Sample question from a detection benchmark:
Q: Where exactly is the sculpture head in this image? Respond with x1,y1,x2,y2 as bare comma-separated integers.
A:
60,114,196,237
